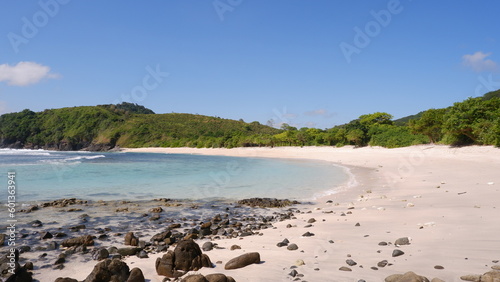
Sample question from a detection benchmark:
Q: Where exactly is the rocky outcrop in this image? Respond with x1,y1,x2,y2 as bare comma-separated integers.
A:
156,240,212,278
61,235,94,247
224,252,261,270
124,232,138,246
237,198,300,208
0,251,33,282
83,259,130,282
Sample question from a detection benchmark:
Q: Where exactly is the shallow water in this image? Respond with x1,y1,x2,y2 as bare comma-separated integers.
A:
0,149,348,203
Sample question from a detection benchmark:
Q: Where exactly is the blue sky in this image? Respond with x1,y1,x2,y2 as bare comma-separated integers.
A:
1,0,499,129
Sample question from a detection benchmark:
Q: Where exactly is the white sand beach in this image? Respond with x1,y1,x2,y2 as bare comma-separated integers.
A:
37,145,500,281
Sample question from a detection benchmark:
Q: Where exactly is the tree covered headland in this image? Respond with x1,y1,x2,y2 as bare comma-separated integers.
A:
1,91,500,151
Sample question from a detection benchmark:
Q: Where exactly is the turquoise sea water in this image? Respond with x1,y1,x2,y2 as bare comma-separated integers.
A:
0,149,349,203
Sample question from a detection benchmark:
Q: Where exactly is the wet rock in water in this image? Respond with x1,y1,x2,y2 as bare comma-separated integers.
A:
91,248,109,261
230,245,241,251
84,259,130,282
40,231,53,240
54,232,67,238
287,244,298,251
55,278,79,282
155,239,212,278
29,220,43,227
395,237,411,246
392,249,405,257
47,241,59,251
69,224,86,232
61,235,94,247
18,246,31,253
224,252,261,270
151,231,172,244
169,223,182,229
377,260,388,267
149,214,161,221
150,207,163,213
202,242,214,252
0,234,5,246
125,232,138,246
346,259,357,266
117,248,141,257
385,271,429,282
41,198,87,208
237,198,300,208
339,266,352,271
200,222,212,229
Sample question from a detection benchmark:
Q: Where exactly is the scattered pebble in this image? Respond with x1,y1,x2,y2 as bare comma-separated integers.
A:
434,265,444,270
287,244,298,251
346,259,357,266
295,259,305,266
339,266,352,272
392,249,405,257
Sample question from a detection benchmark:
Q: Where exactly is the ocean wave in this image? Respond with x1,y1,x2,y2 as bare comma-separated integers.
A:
0,148,52,156
64,155,106,161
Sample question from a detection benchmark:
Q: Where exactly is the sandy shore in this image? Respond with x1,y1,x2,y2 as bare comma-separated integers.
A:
36,145,500,281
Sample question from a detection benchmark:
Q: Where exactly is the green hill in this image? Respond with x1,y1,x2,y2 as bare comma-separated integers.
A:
0,103,280,150
1,89,500,151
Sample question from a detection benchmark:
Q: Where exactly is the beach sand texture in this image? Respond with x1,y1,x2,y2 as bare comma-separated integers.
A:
33,145,500,281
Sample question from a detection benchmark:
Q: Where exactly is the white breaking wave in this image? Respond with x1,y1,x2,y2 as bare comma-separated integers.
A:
64,155,106,161
0,148,52,156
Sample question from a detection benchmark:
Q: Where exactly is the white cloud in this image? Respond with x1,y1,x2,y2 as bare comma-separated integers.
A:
462,51,498,72
304,108,335,118
0,61,60,86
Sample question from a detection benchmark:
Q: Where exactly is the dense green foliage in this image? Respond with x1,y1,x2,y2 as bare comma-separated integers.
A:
1,90,499,150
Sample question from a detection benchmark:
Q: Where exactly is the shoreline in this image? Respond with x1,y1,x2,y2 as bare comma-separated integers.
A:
8,145,500,281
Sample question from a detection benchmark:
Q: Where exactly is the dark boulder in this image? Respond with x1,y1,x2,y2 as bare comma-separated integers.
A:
126,267,145,282
155,240,212,278
83,259,130,282
224,252,261,270
124,232,138,246
61,235,94,247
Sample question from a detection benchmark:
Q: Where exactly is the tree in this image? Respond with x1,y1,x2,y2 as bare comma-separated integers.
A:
442,97,500,145
359,112,394,126
346,128,365,146
409,108,447,143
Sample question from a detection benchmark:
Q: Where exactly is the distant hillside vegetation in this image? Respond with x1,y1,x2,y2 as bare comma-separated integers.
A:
1,89,499,151
0,103,280,150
